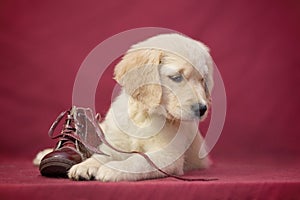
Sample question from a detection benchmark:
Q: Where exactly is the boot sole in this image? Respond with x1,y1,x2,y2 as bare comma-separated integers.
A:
39,157,77,178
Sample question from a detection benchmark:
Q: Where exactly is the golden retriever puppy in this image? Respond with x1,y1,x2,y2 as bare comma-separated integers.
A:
68,33,214,181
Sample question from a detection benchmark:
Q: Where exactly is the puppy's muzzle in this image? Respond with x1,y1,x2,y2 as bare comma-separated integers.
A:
191,103,207,118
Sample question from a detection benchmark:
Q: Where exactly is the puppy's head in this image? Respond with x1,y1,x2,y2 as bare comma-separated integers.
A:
114,34,214,121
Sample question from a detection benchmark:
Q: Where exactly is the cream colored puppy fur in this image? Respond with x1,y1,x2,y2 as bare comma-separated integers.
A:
67,34,214,181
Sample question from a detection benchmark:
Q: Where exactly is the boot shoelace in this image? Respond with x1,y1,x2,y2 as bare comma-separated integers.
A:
48,110,104,155
48,109,217,181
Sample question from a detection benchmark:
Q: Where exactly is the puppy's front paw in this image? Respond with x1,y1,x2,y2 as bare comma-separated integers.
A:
95,163,130,182
68,158,101,180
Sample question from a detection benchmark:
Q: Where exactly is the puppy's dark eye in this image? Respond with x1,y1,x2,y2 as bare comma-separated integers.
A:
169,74,183,83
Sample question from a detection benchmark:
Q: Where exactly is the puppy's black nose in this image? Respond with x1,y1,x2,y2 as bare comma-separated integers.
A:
191,103,207,118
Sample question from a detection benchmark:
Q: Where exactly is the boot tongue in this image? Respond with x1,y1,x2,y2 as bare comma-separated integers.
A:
69,106,77,115
73,107,102,149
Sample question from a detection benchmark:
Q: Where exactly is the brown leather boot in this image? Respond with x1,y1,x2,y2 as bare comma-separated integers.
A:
39,107,93,177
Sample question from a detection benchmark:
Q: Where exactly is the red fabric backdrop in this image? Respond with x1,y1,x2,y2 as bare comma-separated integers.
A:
0,0,300,199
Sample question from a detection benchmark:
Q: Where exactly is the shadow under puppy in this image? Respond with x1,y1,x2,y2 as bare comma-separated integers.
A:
68,33,215,182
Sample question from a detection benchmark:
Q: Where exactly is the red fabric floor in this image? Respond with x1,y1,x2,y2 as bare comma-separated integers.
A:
1,0,300,199
1,156,300,200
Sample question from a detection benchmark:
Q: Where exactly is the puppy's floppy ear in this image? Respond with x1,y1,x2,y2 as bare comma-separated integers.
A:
195,41,214,99
205,57,214,98
200,46,214,99
114,49,163,108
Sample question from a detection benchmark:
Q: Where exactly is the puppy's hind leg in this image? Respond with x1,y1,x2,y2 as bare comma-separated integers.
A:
33,148,53,166
184,133,212,171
